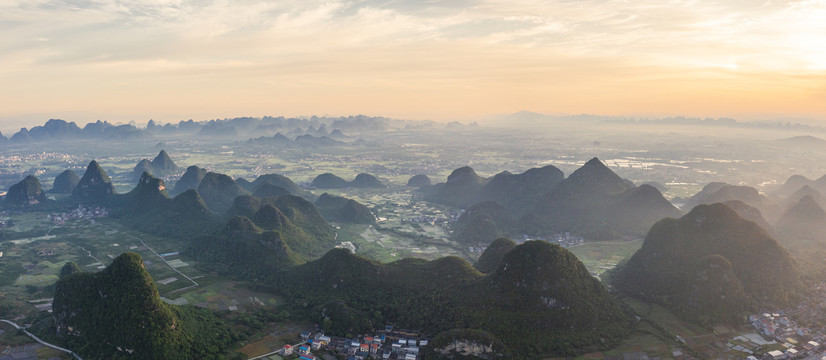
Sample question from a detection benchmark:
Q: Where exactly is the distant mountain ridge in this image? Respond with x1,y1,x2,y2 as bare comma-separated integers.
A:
427,158,679,241
0,115,395,143
528,158,680,239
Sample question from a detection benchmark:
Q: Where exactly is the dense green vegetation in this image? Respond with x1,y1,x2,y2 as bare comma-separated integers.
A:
478,165,564,212
775,195,826,243
529,158,681,240
315,193,376,224
273,241,635,358
0,261,26,286
1,175,48,208
428,159,679,241
452,202,513,246
423,166,487,208
350,173,384,188
59,261,81,278
171,165,207,196
198,172,251,214
50,169,80,194
110,173,220,238
407,174,431,187
721,199,775,235
220,194,336,258
311,173,349,188
70,160,116,204
150,150,180,176
244,173,306,197
615,203,803,326
473,238,516,273
186,216,303,280
53,253,233,359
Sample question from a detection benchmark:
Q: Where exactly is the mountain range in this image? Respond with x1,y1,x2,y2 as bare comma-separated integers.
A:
275,240,635,358
0,116,395,143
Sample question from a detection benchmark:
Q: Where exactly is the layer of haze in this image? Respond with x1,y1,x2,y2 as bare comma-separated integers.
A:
1,0,825,129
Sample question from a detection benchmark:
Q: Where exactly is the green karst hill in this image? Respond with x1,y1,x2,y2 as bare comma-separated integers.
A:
315,193,375,224
453,201,514,246
311,173,349,189
52,253,231,359
473,238,517,273
775,195,826,244
274,240,634,358
171,165,207,196
480,165,564,211
71,160,116,204
407,174,431,187
529,158,679,239
223,194,336,257
50,169,80,194
2,175,48,208
129,150,180,181
245,173,305,196
185,216,302,279
615,203,803,325
197,172,250,214
424,166,488,208
721,200,775,235
111,172,218,238
150,150,180,176
350,173,384,188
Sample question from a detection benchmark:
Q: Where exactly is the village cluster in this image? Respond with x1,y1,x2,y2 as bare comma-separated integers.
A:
467,231,584,254
399,209,463,226
49,205,108,225
280,326,428,360
747,312,824,360
526,232,586,248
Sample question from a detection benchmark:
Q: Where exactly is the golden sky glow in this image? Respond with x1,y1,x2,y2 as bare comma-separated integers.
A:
0,0,825,130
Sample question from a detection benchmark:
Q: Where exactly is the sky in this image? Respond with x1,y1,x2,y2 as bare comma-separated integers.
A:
1,0,825,131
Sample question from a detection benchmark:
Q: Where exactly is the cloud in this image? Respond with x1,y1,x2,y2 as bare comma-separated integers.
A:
0,0,824,122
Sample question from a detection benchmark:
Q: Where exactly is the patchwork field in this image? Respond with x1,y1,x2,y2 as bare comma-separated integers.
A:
0,212,279,322
567,239,644,278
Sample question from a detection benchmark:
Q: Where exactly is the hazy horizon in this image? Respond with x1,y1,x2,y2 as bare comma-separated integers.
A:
2,0,824,131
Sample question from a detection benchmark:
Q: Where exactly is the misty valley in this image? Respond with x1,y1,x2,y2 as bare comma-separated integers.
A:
4,115,826,359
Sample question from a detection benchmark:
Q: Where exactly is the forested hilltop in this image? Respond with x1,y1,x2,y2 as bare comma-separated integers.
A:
53,253,232,359
269,241,635,357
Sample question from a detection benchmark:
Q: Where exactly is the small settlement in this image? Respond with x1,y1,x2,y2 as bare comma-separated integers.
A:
280,326,428,360
50,205,108,225
746,312,825,360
